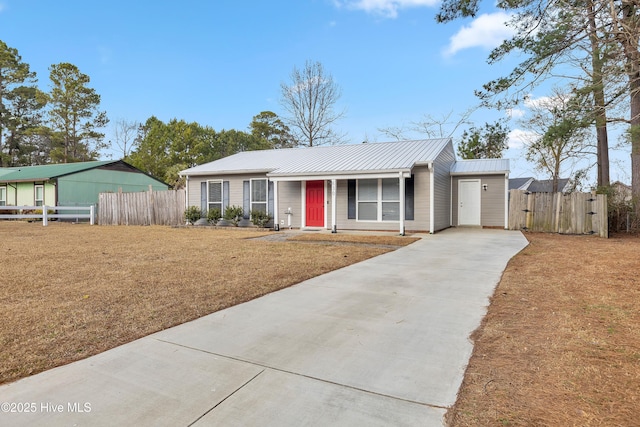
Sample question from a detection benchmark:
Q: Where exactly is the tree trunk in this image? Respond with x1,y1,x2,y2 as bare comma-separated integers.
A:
587,0,610,187
620,1,640,200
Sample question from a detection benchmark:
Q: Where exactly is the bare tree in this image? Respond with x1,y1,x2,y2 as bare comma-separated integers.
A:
378,108,475,141
521,89,595,192
280,60,345,147
112,118,139,159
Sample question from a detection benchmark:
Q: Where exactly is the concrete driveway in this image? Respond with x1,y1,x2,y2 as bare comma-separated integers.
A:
0,228,528,426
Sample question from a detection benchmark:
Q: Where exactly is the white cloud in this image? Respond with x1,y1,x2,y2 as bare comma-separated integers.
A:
508,128,538,149
335,0,439,19
444,12,515,57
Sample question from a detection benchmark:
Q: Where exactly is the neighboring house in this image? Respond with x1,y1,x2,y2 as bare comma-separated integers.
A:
509,177,571,193
180,139,510,234
0,160,168,208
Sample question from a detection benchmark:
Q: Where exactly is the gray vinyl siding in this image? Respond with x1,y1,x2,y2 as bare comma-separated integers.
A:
432,142,455,231
331,170,430,232
276,181,302,228
187,173,270,214
452,175,505,227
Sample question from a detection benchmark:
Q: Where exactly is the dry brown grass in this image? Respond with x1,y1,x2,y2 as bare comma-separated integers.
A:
0,222,398,385
447,233,640,427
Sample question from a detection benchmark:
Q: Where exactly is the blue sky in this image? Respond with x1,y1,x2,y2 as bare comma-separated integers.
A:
0,0,631,183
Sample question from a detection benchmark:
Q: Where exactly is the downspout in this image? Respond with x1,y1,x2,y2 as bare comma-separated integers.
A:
429,162,435,234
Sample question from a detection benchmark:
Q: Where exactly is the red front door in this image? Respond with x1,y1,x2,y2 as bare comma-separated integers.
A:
306,180,324,227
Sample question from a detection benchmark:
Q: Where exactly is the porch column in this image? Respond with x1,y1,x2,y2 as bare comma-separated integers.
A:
273,180,279,230
399,172,405,236
300,181,306,229
331,179,337,233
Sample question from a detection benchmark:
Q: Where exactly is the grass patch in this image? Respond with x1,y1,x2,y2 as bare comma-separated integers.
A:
446,233,640,426
0,222,399,385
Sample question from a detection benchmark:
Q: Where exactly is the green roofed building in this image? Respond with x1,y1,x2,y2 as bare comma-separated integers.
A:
0,160,168,208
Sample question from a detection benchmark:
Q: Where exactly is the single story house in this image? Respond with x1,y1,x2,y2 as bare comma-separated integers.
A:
509,177,571,193
0,160,168,208
180,139,510,234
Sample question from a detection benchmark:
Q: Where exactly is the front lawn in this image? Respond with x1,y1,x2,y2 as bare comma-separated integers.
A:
0,222,413,385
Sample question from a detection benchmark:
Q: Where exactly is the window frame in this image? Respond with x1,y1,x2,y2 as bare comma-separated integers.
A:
250,178,268,215
356,178,401,222
207,180,223,212
34,184,44,207
0,186,6,206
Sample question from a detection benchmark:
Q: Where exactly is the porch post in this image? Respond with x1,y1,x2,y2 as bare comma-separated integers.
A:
331,179,337,233
273,180,279,231
398,172,405,236
300,181,306,229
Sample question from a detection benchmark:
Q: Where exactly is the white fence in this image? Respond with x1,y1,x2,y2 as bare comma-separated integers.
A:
0,205,95,226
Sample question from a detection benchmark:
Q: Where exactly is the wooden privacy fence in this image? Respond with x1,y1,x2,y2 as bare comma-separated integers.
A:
509,189,608,238
98,189,185,226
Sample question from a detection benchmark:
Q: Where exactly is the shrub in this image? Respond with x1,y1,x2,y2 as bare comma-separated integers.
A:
184,206,203,224
250,210,272,228
207,207,221,225
223,205,244,226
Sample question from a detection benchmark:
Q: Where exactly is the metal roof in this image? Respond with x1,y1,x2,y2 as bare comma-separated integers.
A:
181,139,452,177
450,158,510,175
0,160,119,182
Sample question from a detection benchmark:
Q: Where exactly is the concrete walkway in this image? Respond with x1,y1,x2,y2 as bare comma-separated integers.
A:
0,228,528,426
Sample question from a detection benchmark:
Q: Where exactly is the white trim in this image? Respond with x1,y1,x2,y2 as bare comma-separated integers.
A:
457,179,482,226
355,178,401,223
449,175,453,227
300,181,306,228
0,186,6,206
273,180,279,228
270,171,411,182
331,179,337,232
323,180,328,229
206,180,223,212
398,172,405,235
429,163,434,234
504,173,509,229
249,178,268,214
185,176,190,214
34,184,44,207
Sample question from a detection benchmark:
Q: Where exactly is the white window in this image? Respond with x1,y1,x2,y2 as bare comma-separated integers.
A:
207,180,223,211
34,185,44,207
0,187,6,206
357,178,400,222
251,179,268,214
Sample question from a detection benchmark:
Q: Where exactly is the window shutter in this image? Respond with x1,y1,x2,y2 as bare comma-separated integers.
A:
405,176,414,220
268,181,274,216
200,182,207,213
347,180,356,219
243,180,250,219
223,181,230,211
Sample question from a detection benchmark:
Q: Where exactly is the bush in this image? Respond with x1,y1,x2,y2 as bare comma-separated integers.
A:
223,205,244,226
207,208,221,225
250,210,272,228
598,185,639,233
184,206,203,224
